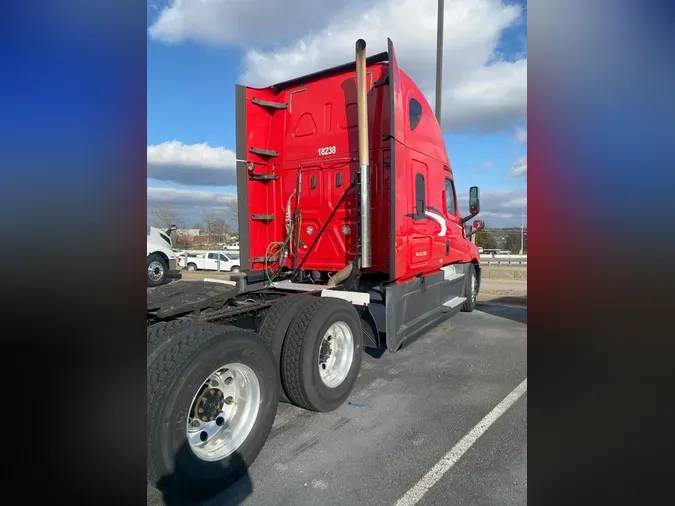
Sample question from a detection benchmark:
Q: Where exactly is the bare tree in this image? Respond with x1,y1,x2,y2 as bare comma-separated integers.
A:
203,209,233,245
213,218,230,244
173,234,191,249
203,209,217,245
151,204,176,229
228,203,238,227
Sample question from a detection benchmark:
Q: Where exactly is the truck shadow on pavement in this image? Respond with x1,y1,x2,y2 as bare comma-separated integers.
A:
149,443,254,506
476,300,527,325
364,346,387,359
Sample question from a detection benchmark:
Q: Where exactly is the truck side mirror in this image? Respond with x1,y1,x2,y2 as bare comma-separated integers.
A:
460,186,481,225
469,186,480,215
466,220,485,237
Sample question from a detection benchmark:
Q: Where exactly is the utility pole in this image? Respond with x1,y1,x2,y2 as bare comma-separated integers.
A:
519,209,524,255
435,0,444,124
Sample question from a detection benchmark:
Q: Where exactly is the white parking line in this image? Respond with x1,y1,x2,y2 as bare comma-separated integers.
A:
394,378,528,506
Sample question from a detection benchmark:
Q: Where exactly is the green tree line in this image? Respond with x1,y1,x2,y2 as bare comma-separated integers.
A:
474,227,527,253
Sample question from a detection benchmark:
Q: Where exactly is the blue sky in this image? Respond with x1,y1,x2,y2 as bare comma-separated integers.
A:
147,0,527,228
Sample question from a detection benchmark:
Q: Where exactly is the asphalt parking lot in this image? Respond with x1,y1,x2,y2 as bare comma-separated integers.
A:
174,301,526,506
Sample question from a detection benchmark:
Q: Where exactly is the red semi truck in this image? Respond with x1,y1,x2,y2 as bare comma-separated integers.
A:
147,38,485,502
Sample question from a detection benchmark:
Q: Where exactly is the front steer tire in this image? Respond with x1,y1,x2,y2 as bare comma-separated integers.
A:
147,321,279,503
462,263,478,312
281,297,363,412
147,253,169,287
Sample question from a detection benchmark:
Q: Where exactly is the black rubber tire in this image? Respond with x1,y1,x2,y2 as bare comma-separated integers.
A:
281,297,363,412
147,321,279,503
147,253,169,287
147,320,198,358
257,294,313,403
186,263,198,271
230,266,240,273
462,263,477,312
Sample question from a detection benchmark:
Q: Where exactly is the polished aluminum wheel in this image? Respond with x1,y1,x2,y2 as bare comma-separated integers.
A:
186,363,261,462
317,321,354,388
148,261,164,282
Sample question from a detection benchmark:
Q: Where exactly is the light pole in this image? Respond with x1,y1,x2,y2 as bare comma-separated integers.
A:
519,208,524,255
435,0,444,123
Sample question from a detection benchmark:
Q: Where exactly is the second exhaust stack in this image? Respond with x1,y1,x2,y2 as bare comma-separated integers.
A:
355,38,371,269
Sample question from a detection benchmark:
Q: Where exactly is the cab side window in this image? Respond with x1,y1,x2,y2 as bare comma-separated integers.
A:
409,98,423,131
445,178,457,216
415,173,425,216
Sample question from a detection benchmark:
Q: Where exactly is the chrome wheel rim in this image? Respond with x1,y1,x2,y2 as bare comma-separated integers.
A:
186,363,261,462
148,261,164,282
317,321,354,388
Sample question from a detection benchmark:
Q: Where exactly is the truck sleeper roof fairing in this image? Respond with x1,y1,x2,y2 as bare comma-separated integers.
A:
267,51,389,93
236,38,461,283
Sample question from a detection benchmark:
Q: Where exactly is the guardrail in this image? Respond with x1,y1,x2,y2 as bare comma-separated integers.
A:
482,260,527,266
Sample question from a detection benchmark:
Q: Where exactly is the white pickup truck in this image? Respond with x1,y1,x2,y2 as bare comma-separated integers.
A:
177,251,241,272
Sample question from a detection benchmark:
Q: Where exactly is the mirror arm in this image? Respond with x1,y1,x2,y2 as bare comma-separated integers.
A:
460,214,473,225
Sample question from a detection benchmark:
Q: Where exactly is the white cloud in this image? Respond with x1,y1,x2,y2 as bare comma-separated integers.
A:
479,211,519,220
432,58,527,133
508,155,527,178
149,185,526,228
147,186,239,228
147,187,237,206
515,127,527,143
148,0,354,47
457,188,526,226
500,196,527,209
151,0,527,134
477,161,494,172
147,141,237,186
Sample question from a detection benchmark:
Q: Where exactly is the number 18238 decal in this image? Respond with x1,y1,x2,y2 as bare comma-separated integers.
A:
317,146,337,156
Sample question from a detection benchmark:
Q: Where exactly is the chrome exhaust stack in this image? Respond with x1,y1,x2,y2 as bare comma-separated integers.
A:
355,38,371,269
